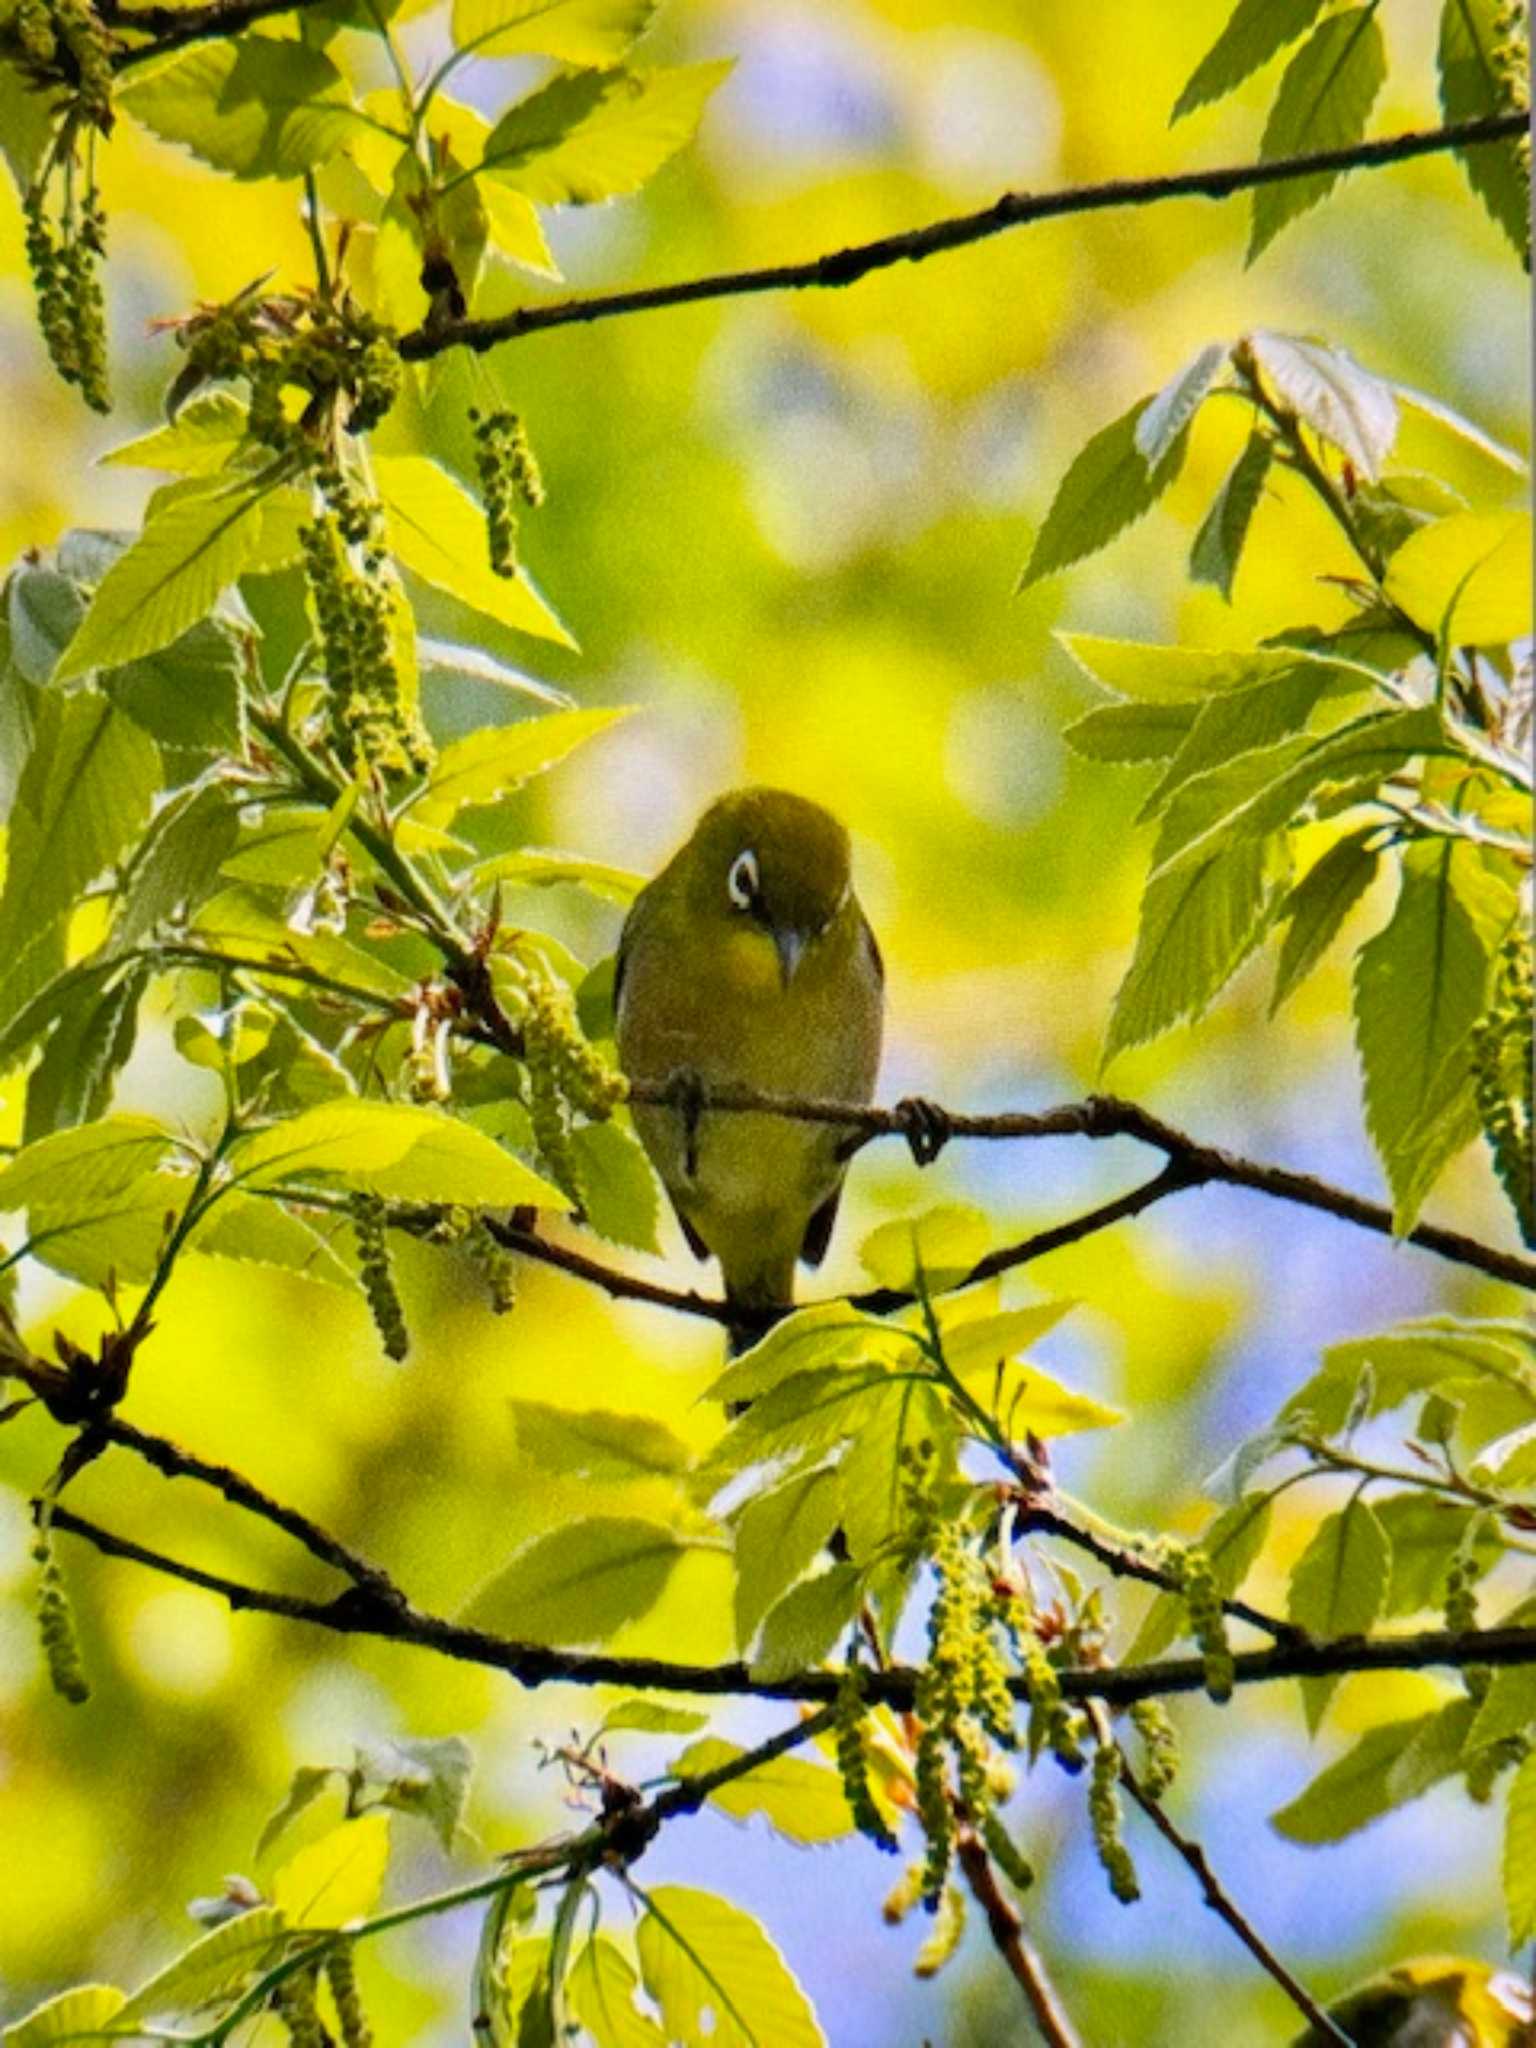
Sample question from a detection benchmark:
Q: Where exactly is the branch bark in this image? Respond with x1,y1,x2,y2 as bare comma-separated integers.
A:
955,1830,1082,2048
398,116,1527,360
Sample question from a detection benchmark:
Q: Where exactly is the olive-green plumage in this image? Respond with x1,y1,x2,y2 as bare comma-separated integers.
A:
616,788,884,1340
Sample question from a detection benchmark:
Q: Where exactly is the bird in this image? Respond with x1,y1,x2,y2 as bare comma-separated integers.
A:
615,788,884,1351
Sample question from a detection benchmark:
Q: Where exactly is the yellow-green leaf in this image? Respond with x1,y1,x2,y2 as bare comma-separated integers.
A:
227,1100,566,1206
637,1886,826,2048
479,61,731,206
273,1814,391,1928
451,0,657,66
568,1937,666,2048
409,707,628,826
118,1907,290,2023
2,1986,127,2047
1384,509,1533,646
118,36,356,180
669,1737,854,1844
461,1516,689,1643
1506,1749,1536,1945
859,1205,987,1292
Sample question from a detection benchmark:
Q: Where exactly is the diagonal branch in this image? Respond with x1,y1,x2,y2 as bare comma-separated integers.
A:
106,0,340,66
47,1502,1536,1709
398,116,1526,361
954,1830,1082,2048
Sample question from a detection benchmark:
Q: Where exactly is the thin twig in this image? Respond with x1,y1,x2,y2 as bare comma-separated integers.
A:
1119,1754,1350,2046
107,0,338,65
398,116,1526,360
46,1504,1536,1709
955,1830,1082,2048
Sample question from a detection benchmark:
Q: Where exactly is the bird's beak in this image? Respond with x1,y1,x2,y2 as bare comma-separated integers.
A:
774,926,809,988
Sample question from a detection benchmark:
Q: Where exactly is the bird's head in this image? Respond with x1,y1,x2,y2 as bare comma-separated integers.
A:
681,787,855,987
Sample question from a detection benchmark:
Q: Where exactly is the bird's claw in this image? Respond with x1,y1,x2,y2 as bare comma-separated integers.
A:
664,1066,708,1179
895,1095,951,1167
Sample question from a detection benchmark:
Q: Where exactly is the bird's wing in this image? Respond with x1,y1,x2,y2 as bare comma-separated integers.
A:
799,1179,844,1269
860,912,885,988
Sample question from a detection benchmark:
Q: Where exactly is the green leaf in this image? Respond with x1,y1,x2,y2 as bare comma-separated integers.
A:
1103,832,1278,1060
1057,632,1301,701
1270,828,1380,1012
0,1113,174,1216
0,690,160,1032
1135,343,1229,469
1374,1495,1496,1617
700,1366,903,1495
472,847,645,902
1439,0,1532,261
637,1886,826,2048
461,1517,688,1643
0,56,56,192
508,1400,693,1480
1506,1750,1536,1946
1190,430,1273,600
8,560,86,681
1020,396,1190,587
1171,0,1326,120
1287,1495,1389,1730
568,1118,661,1252
257,1766,340,1859
372,453,574,647
272,1813,391,1927
451,0,656,64
106,616,245,765
409,707,628,826
23,961,147,1141
707,1303,896,1408
119,36,356,179
119,1907,291,2022
732,1465,842,1647
227,1100,566,1206
858,1204,988,1292
1246,331,1398,479
480,61,731,205
417,637,573,708
1270,1710,1456,1843
1354,840,1494,1226
1291,1319,1536,1433
114,781,243,945
1391,380,1528,474
56,474,307,681
1383,510,1533,646
1,1986,128,2047
1128,1495,1273,1662
670,1738,853,1844
749,1564,862,1681
191,1196,355,1288
1137,665,1332,822
101,393,251,475
1062,700,1198,761
836,1377,948,1577
1471,1666,1536,1750
567,1937,667,2048
353,1733,473,1851
600,1700,709,1735
1247,10,1386,262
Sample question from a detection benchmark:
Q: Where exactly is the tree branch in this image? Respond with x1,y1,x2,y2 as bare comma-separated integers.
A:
398,116,1526,361
106,0,339,66
954,1830,1082,2048
1118,1752,1349,2046
47,1503,1536,1710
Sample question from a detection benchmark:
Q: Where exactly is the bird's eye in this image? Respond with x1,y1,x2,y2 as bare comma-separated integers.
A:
727,849,760,912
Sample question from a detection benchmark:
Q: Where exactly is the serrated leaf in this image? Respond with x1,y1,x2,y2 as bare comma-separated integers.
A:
670,1738,853,1844
461,1517,688,1643
1138,665,1331,822
1374,1496,1494,1618
8,561,85,682
1439,0,1532,261
119,1907,291,2021
568,1937,667,2048
23,961,147,1140
1247,11,1386,262
707,1303,893,1408
1384,510,1533,646
114,780,243,945
837,1377,948,1584
1,1986,128,2047
1104,832,1278,1060
637,1886,825,2048
1288,1495,1389,1729
1020,396,1190,587
473,847,645,902
1354,840,1493,1225
1190,430,1273,600
452,0,656,64
1171,0,1326,120
0,56,55,192
749,1564,863,1681
480,60,731,205
1391,380,1528,474
272,1813,391,1928
1271,1711,1457,1843
354,1733,473,1851
699,1365,902,1493
257,1766,340,1859
568,1118,661,1252
227,1100,566,1206
1507,1750,1536,1945
417,637,573,708
508,1400,693,1480
409,707,629,826
600,1699,709,1735
56,474,307,681
1270,828,1380,1011
1472,1666,1536,1750
106,615,244,764
1294,1320,1536,1433
373,453,574,647
732,1465,842,1647
0,1113,174,1216
1247,331,1398,479
858,1205,987,1292
1057,633,1300,701
101,394,251,475
1062,700,1198,761
119,36,356,178
1135,342,1229,469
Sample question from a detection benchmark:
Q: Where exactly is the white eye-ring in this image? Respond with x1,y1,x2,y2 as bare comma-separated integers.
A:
727,848,760,911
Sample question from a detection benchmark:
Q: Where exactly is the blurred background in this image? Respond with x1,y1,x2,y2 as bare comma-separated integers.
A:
0,0,1529,2038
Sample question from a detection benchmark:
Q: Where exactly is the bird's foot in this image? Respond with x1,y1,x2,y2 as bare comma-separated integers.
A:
663,1066,709,1179
894,1095,952,1167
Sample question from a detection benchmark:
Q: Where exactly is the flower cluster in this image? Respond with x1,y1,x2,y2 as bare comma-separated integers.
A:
1127,1696,1180,1799
33,1524,89,1704
176,292,403,461
4,0,114,125
300,509,431,783
324,1942,373,2048
498,967,627,1196
23,175,109,411
1088,1739,1140,1903
469,409,545,578
833,1666,899,1852
350,1191,409,1361
1158,1539,1233,1701
1473,926,1534,1245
